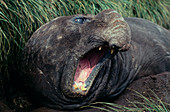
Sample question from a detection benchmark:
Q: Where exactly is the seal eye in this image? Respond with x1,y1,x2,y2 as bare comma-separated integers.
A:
74,17,89,24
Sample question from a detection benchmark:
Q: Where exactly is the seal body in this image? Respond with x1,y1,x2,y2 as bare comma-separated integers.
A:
22,9,170,110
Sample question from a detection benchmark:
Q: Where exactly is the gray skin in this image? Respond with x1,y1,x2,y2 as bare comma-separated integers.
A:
22,9,170,110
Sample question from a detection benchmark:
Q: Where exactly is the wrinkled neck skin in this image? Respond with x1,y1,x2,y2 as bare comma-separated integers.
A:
97,47,139,100
46,41,168,110
105,51,135,98
45,50,137,110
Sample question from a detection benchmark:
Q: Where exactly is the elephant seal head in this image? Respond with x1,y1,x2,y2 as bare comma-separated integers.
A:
22,9,131,110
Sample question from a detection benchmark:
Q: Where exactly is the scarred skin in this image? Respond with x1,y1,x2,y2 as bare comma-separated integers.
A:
22,9,170,110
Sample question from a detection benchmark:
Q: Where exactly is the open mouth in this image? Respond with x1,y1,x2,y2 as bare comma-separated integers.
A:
72,45,115,93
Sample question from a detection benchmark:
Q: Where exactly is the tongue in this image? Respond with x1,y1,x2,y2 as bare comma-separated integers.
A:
74,59,92,82
74,49,105,83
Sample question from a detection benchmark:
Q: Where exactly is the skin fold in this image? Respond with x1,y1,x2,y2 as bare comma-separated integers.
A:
21,9,170,110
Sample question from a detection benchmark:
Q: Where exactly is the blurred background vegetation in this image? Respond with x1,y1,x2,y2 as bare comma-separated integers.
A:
0,0,169,109
0,0,170,77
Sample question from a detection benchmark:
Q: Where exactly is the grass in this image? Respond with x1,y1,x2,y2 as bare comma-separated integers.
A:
0,0,170,75
0,0,170,110
82,89,170,112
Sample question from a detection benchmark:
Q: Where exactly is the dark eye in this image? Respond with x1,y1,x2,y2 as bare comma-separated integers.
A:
75,18,84,24
73,17,89,24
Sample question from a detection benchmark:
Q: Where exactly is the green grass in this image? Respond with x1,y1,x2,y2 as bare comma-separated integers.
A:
0,0,170,73
82,89,170,112
0,0,170,108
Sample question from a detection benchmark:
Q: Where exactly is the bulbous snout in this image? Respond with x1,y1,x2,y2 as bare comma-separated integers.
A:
95,9,131,51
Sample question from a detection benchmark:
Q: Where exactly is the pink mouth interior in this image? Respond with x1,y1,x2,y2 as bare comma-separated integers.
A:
74,48,105,83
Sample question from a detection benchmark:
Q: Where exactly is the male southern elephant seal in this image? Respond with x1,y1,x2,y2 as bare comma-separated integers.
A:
22,9,170,110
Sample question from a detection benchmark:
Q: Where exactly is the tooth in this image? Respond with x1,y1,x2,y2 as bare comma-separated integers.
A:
73,83,78,89
81,86,87,91
111,49,114,54
78,82,83,86
99,46,102,50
